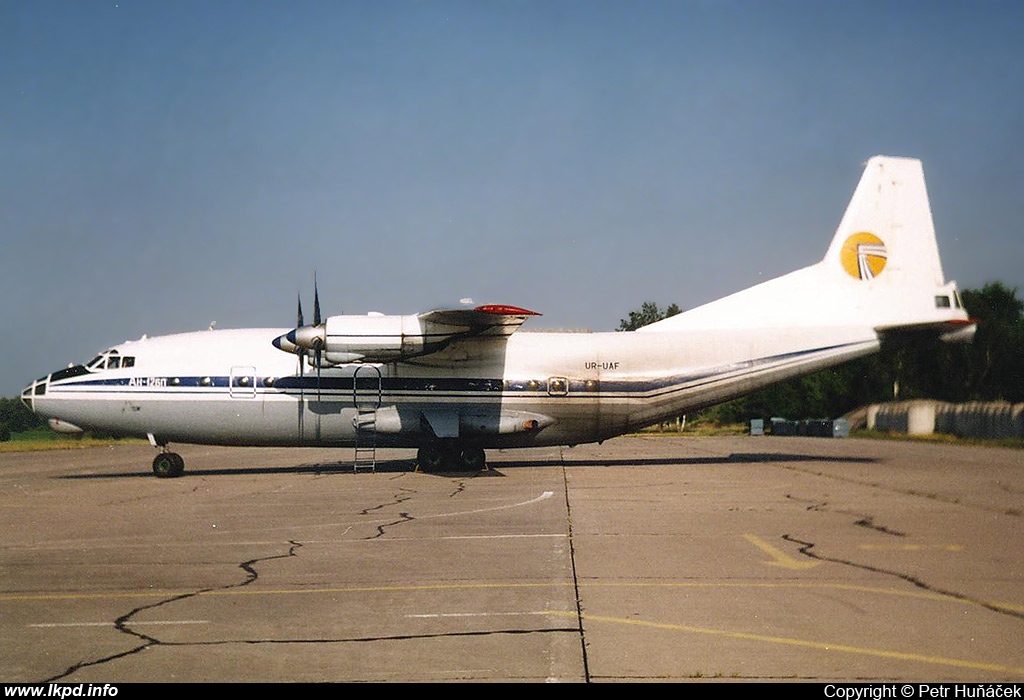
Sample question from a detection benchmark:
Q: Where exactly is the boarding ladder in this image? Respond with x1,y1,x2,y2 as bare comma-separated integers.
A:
352,365,382,472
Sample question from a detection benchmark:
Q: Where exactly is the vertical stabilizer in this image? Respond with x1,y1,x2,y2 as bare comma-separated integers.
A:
823,156,946,292
642,156,972,336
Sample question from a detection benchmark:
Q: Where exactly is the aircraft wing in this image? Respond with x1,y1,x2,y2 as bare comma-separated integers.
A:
418,304,541,337
273,303,541,363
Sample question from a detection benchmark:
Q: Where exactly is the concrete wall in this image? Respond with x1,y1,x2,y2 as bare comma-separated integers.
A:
865,400,1024,439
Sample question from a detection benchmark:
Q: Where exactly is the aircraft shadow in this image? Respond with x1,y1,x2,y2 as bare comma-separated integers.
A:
58,458,419,480
58,451,875,480
491,453,878,468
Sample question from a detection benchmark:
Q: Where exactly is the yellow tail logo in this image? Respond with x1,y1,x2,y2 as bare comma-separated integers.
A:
840,232,887,280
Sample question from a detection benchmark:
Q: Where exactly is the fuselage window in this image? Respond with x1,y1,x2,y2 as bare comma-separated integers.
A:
122,357,135,368
935,295,951,309
547,377,569,396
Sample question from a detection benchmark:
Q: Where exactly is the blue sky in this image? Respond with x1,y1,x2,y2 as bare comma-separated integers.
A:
3,0,1023,396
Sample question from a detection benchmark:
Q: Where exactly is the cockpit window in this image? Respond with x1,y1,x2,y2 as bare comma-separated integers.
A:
85,352,135,370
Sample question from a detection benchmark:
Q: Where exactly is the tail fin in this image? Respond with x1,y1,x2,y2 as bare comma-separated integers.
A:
643,155,974,339
825,156,945,286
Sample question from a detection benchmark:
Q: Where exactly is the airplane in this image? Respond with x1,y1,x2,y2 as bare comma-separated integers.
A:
21,156,975,478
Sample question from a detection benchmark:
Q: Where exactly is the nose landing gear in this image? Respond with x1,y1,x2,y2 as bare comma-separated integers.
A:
152,451,185,478
148,433,185,478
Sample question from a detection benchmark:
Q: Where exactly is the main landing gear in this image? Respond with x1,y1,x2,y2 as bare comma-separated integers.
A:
152,451,185,478
416,441,487,473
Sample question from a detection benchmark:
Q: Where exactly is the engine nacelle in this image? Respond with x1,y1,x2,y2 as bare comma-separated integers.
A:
322,313,452,364
354,406,555,435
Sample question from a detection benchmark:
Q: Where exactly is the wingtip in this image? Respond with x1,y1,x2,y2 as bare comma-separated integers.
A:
474,304,542,316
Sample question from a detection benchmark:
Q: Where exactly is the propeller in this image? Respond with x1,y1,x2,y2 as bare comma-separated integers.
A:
313,272,322,326
295,293,305,438
273,278,327,358
311,274,323,400
295,293,306,381
274,276,330,438
272,276,327,401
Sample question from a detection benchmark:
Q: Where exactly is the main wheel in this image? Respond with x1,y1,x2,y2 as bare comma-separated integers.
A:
417,445,446,473
153,452,185,478
459,446,486,471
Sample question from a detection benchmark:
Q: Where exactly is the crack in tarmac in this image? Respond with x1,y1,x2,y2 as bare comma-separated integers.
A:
783,471,1023,622
156,626,580,646
43,477,569,682
559,447,591,683
782,529,1024,622
362,486,417,538
780,463,1021,518
853,516,905,536
43,541,303,682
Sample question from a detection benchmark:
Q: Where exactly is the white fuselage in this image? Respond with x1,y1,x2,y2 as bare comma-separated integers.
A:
24,324,880,449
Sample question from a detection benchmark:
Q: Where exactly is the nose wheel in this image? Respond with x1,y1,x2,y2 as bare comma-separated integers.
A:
152,452,185,478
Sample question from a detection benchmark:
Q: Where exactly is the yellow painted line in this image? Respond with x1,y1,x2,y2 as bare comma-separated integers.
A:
580,581,1024,614
5,580,1022,615
0,582,571,602
859,544,964,552
743,534,819,569
551,611,1024,675
14,585,1020,674
29,620,209,628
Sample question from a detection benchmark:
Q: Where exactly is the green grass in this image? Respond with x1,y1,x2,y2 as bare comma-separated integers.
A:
0,429,144,453
632,422,749,437
851,428,1024,450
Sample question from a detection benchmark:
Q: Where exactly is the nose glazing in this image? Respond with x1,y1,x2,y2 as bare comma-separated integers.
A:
20,375,48,411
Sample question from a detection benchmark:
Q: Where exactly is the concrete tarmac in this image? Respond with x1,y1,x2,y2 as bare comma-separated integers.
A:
1,435,1022,683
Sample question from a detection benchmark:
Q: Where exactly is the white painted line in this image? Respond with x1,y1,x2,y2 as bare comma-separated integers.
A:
386,533,567,542
29,620,210,628
407,611,571,619
417,491,556,520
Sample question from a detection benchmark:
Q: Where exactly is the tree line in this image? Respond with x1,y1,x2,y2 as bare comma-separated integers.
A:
0,396,43,441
